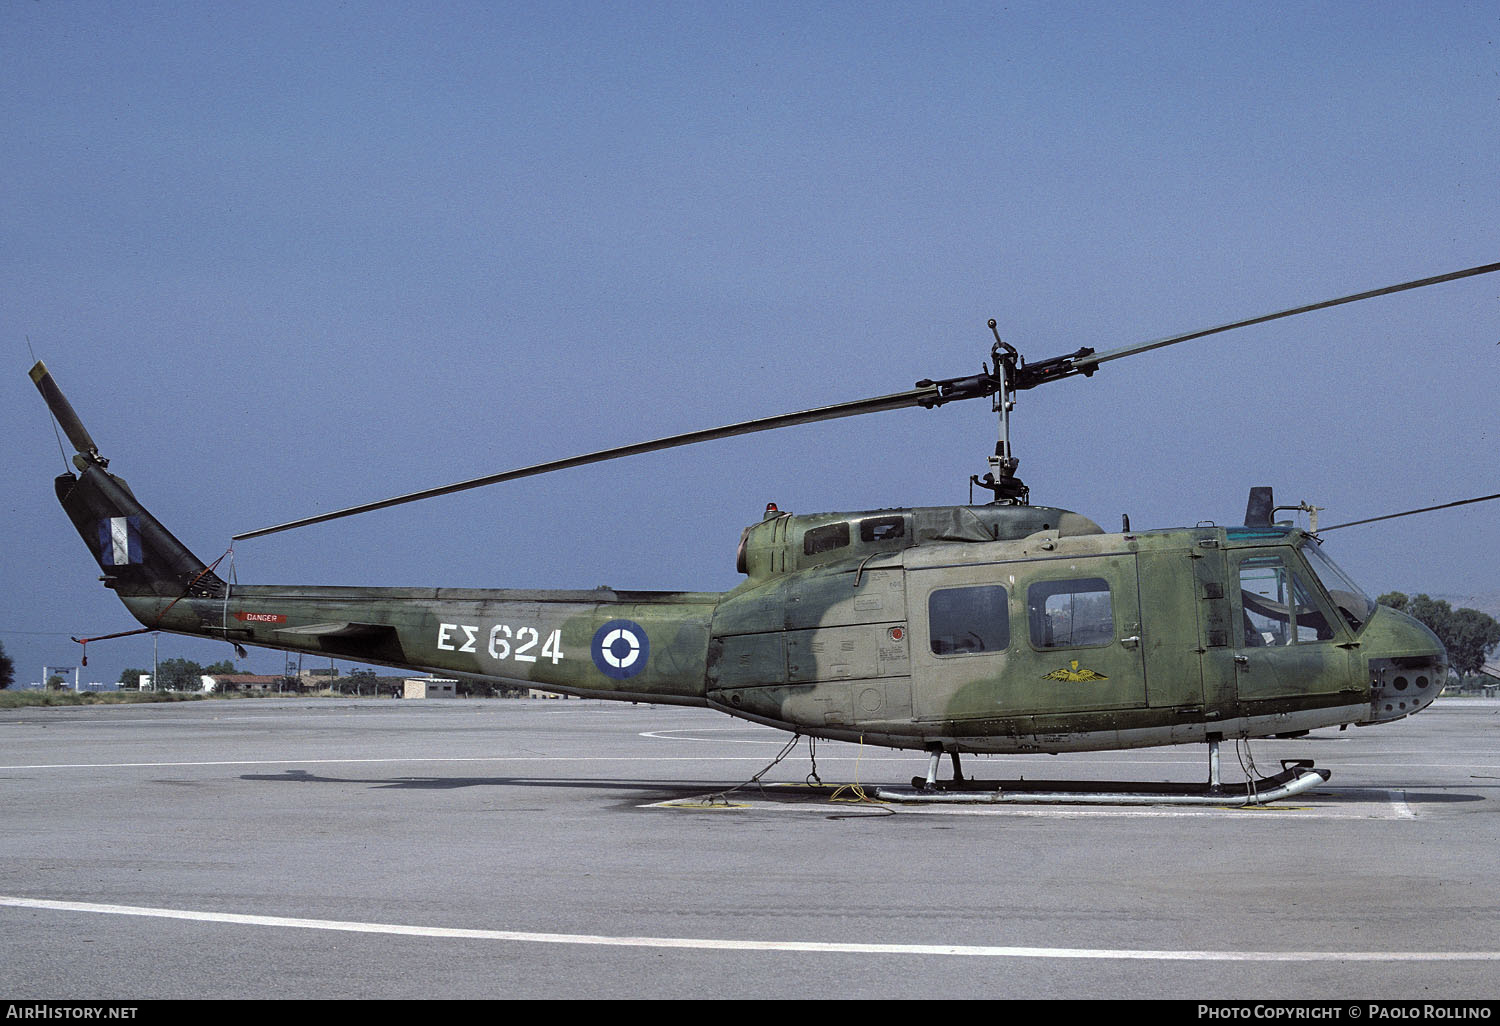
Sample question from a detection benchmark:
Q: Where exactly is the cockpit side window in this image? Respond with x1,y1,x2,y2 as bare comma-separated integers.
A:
1239,556,1337,646
1240,558,1289,646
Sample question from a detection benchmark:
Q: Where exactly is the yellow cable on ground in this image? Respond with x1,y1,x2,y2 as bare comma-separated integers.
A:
829,735,888,805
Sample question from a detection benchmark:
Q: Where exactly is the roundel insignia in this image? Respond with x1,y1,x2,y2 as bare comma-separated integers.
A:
591,619,650,680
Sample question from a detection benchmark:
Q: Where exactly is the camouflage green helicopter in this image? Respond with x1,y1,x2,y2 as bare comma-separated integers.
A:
32,261,1500,805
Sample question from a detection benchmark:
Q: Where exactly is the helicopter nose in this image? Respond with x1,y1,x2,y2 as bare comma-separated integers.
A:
1360,606,1448,724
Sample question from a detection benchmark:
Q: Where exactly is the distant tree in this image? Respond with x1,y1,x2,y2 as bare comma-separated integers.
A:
117,667,152,690
154,657,208,691
1448,607,1500,678
1378,592,1408,613
1378,592,1500,678
147,656,239,691
46,674,66,690
0,640,13,689
458,678,525,698
341,668,379,695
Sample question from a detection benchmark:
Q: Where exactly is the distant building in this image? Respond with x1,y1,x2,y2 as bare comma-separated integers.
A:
403,678,458,699
203,674,284,693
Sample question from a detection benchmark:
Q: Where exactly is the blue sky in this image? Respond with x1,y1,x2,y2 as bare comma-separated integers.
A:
3,2,1497,687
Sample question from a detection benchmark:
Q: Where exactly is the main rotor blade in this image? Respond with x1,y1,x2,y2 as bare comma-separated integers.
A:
236,258,1500,541
1319,492,1500,533
1075,260,1500,373
234,385,945,540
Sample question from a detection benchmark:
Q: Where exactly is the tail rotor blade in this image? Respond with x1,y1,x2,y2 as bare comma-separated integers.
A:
29,361,103,463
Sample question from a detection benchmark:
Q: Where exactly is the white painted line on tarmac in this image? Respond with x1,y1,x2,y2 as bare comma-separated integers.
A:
0,755,829,771
2,895,1496,962
1386,790,1417,819
640,727,793,744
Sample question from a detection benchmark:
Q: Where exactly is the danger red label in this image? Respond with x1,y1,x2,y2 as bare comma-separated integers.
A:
234,612,287,623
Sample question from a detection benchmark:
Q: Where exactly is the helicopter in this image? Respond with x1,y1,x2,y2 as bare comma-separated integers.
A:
31,260,1500,805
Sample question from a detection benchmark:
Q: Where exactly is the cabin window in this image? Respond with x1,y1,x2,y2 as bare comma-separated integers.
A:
803,522,850,556
1239,557,1336,646
859,515,905,543
928,585,1010,656
1028,578,1113,648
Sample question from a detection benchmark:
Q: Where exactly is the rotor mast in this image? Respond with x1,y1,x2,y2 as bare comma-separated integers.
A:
971,321,1026,504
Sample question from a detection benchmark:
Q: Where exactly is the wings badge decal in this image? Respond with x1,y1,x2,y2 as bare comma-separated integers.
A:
1043,660,1108,683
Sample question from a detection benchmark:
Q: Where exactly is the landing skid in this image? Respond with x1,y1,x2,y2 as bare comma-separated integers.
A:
876,742,1331,807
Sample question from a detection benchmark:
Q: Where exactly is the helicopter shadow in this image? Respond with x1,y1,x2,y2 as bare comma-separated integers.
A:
238,768,751,803
1309,785,1488,806
236,770,1491,814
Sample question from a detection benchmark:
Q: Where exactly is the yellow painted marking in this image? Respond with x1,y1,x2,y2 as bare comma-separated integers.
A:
657,798,750,811
1041,660,1108,682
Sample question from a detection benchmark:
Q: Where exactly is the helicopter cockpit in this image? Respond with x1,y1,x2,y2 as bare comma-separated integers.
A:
1225,528,1444,724
1235,537,1376,647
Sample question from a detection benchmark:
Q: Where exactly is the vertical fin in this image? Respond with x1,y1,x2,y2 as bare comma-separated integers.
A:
32,361,224,599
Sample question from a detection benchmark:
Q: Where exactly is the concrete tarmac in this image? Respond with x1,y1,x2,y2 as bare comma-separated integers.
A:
1,696,1497,1000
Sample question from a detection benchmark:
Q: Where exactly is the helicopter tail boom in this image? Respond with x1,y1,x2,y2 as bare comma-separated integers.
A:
49,457,721,702
34,361,720,701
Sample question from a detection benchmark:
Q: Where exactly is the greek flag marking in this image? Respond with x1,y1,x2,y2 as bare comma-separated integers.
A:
98,516,142,566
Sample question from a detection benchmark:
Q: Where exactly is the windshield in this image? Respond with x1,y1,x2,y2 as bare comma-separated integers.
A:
1300,540,1376,632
